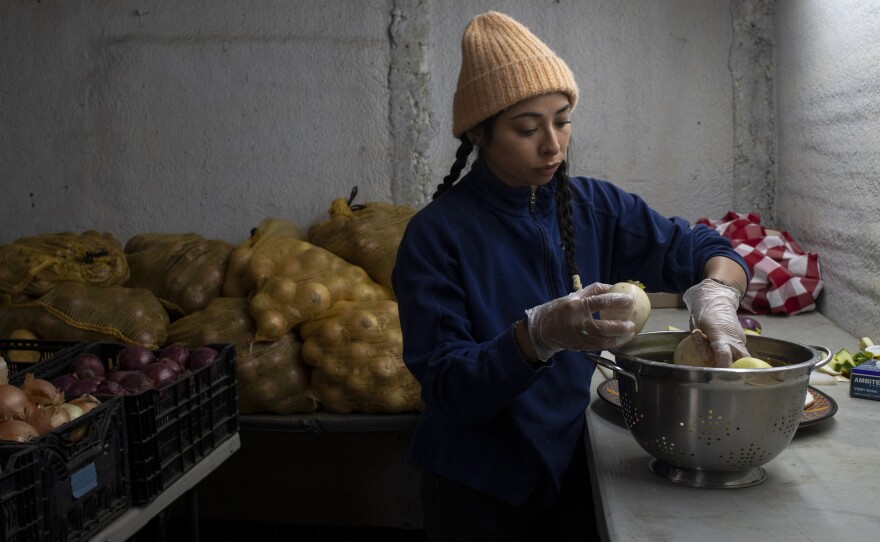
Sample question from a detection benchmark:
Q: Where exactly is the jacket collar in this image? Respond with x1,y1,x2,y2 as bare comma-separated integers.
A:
464,159,557,216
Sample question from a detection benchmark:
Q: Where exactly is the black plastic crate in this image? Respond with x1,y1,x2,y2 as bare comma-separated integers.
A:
0,338,84,378
27,342,239,504
0,445,44,542
0,394,129,542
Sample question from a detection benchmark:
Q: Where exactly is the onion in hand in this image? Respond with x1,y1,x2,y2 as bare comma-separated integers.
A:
599,281,652,334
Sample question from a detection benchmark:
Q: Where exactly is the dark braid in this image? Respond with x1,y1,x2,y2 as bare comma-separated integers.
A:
554,161,582,291
433,137,474,200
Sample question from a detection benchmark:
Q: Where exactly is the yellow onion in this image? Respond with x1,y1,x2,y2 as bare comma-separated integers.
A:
0,384,33,422
0,419,39,442
26,405,71,434
21,373,65,407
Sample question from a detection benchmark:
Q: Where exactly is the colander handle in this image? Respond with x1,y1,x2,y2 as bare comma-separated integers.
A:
809,345,832,370
584,352,639,392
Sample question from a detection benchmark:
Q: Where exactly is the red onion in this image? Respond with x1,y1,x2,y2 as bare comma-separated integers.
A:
68,353,106,379
143,362,178,389
117,346,157,372
66,377,102,398
159,357,186,376
159,343,190,368
52,374,79,394
188,347,219,370
95,380,125,396
119,371,153,392
738,315,762,334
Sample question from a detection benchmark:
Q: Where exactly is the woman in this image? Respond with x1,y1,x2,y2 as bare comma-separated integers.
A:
391,11,749,542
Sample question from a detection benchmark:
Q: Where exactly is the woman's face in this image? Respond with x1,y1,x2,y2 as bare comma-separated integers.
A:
471,92,572,189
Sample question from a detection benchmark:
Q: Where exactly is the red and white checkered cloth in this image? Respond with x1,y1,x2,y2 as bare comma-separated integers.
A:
697,212,824,315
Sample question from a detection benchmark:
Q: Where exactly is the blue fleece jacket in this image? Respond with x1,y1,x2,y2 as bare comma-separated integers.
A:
391,159,747,509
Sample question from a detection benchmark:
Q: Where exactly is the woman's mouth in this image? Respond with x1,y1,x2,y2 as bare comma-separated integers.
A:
535,163,559,176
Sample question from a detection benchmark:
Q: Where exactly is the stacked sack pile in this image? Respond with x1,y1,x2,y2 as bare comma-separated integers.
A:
0,190,423,416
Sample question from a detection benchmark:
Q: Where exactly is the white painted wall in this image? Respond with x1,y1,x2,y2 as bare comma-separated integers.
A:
1,0,878,338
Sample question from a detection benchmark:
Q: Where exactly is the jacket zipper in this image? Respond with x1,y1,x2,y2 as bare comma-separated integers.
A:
529,191,557,297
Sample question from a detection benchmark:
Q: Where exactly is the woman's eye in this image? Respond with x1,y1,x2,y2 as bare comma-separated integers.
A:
516,128,537,136
556,121,572,129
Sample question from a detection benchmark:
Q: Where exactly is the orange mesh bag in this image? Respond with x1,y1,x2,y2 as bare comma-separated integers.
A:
307,189,414,298
223,217,390,342
124,233,235,316
299,299,423,414
3,282,169,348
0,231,129,296
166,297,316,415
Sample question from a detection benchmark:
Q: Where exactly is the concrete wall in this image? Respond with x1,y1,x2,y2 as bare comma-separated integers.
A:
1,0,877,338
774,1,880,339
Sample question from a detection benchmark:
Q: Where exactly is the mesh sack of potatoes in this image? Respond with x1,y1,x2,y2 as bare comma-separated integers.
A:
124,233,235,316
299,299,423,414
2,282,169,348
223,217,390,342
0,230,129,296
167,296,316,415
307,192,415,298
0,303,124,351
222,217,306,298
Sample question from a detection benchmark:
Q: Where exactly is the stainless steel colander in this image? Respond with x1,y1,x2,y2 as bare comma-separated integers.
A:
586,331,831,488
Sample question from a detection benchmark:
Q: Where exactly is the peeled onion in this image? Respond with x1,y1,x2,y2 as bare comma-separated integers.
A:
599,282,652,334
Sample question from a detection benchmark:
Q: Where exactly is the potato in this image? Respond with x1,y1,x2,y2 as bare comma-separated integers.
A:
599,281,652,334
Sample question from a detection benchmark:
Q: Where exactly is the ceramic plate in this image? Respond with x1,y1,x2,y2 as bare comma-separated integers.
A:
596,378,838,429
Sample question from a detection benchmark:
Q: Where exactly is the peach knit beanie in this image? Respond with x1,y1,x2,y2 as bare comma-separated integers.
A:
452,11,579,137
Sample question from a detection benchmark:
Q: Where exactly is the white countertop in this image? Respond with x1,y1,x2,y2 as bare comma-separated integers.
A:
587,308,880,542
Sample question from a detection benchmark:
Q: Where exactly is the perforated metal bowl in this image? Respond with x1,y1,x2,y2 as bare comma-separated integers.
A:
586,331,831,488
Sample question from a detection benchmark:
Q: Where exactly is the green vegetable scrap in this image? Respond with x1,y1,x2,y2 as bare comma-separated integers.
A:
830,337,879,377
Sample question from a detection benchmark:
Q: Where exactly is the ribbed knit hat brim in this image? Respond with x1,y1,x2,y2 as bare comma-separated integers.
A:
453,12,579,137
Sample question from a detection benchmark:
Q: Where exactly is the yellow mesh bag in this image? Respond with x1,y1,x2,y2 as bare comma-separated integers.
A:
299,299,423,414
124,233,235,316
307,191,414,298
0,231,129,296
4,282,169,348
223,217,390,342
0,301,124,345
166,297,316,415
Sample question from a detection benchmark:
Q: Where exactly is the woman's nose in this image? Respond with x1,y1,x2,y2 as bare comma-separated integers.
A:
541,130,561,155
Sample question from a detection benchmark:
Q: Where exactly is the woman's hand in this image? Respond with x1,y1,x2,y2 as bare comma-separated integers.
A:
683,278,750,367
524,282,636,361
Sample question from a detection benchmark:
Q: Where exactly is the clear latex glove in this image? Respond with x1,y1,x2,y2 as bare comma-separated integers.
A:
524,282,637,361
683,278,750,368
